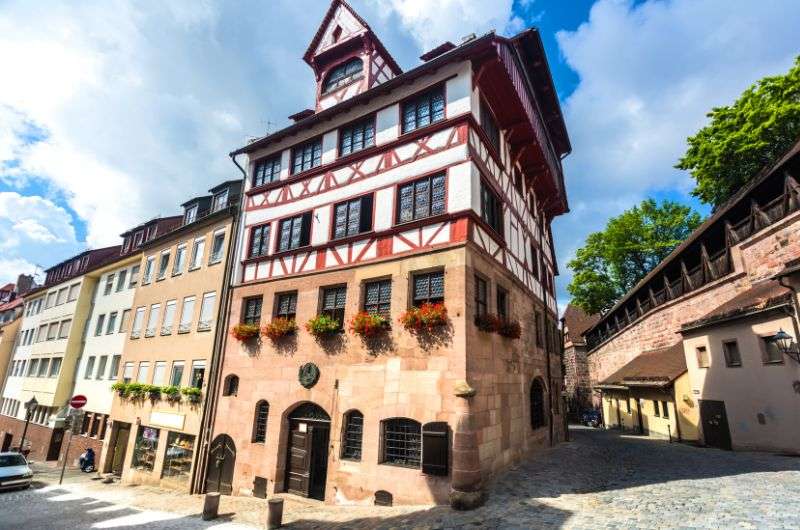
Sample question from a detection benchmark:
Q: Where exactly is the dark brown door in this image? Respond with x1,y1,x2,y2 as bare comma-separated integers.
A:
47,428,64,461
309,425,330,501
206,434,236,495
1,433,11,452
286,422,311,496
111,423,131,475
700,400,732,450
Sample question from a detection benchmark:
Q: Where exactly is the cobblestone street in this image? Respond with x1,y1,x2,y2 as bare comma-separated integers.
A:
3,426,800,529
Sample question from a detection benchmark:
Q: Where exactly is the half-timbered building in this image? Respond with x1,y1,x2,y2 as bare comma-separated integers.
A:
204,0,571,508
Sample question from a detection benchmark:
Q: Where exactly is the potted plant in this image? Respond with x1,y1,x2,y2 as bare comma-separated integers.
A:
305,314,341,338
399,302,449,332
111,381,129,398
475,313,501,333
181,386,202,403
145,384,162,401
498,319,522,339
231,323,261,342
262,318,298,341
163,385,181,402
349,311,389,338
127,382,146,400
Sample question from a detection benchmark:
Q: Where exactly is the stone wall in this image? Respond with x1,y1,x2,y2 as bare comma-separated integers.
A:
563,343,591,412
0,414,56,462
587,210,800,393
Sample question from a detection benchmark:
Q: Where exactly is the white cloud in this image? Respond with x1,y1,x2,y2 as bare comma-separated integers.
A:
0,257,38,287
0,192,77,245
553,0,800,305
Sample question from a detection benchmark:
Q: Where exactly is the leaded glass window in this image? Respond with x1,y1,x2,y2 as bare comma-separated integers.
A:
249,224,271,258
381,418,421,468
401,88,445,133
396,174,445,223
252,400,269,443
242,297,262,325
292,138,322,174
253,155,281,187
339,118,375,156
412,271,444,307
322,58,363,93
480,181,503,235
278,213,311,252
341,410,363,461
321,286,346,329
333,195,373,239
474,276,487,318
364,279,391,318
275,292,297,321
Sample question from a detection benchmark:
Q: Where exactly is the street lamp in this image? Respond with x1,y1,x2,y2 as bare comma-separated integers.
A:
19,396,38,455
773,329,800,363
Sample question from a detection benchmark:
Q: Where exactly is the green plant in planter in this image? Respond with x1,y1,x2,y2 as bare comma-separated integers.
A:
111,381,129,397
127,382,146,400
145,384,162,400
181,386,202,403
305,314,341,338
163,385,181,402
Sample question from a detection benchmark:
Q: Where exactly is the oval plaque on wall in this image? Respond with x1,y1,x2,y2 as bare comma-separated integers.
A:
298,362,320,389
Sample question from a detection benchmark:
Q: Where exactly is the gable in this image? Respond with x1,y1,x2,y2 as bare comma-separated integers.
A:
314,3,368,57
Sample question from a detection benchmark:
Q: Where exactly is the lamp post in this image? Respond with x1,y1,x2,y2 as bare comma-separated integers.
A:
19,396,38,455
774,329,800,363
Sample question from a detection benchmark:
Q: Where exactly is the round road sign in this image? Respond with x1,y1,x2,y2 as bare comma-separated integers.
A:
69,395,87,409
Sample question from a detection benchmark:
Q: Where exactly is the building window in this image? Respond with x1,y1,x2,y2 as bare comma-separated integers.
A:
333,195,373,239
47,322,58,340
291,138,322,174
762,336,784,364
341,410,363,461
474,276,488,318
242,297,262,325
190,238,205,269
179,296,195,333
696,346,710,368
412,270,444,307
339,117,375,156
162,432,195,481
253,155,281,188
184,204,198,224
277,213,312,252
223,374,239,396
364,279,391,318
67,283,80,301
198,292,216,330
131,307,145,338
37,359,50,378
381,418,421,468
84,356,96,379
173,244,187,275
252,400,269,443
27,359,39,376
119,309,131,333
321,286,346,330
626,398,632,414
661,401,670,419
170,361,184,387
480,181,503,236
96,356,108,380
162,301,176,335
531,245,540,280
45,291,56,308
248,224,271,258
122,362,134,383
190,360,206,389
722,340,742,367
58,319,71,339
94,314,106,337
401,87,445,133
212,188,229,212
49,358,62,378
131,426,160,472
136,361,149,383
145,304,161,337
56,287,68,305
653,400,660,417
480,99,500,153
116,269,127,291
106,311,118,334
275,292,297,321
322,57,362,93
109,355,121,380
209,230,226,264
530,378,546,429
396,173,445,223
157,251,170,280
152,361,166,386
496,286,509,320
142,256,155,283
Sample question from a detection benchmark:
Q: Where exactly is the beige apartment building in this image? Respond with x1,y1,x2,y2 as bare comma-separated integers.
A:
102,180,240,490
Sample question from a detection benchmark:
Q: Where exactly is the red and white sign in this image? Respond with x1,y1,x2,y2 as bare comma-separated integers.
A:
69,395,87,409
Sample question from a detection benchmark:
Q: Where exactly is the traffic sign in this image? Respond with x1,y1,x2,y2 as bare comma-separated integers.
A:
69,395,87,409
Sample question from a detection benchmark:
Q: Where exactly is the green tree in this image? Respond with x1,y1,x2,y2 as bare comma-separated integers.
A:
677,56,800,208
567,199,702,315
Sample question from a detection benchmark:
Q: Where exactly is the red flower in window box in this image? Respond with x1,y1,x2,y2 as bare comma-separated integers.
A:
349,311,389,337
474,313,502,333
399,303,448,331
262,318,298,341
231,323,260,342
498,319,522,339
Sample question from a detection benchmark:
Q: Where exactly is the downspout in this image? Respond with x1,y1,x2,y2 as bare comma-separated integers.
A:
545,318,553,446
190,155,246,494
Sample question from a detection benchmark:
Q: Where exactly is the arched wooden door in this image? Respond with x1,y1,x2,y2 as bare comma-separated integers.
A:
284,402,330,501
206,434,236,495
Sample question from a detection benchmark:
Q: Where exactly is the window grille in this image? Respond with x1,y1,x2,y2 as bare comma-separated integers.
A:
341,410,363,460
381,418,421,468
412,271,444,306
401,88,445,133
397,174,445,223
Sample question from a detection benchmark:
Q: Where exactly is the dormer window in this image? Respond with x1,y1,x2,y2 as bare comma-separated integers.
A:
185,204,199,224
322,58,363,94
212,189,229,212
133,231,144,247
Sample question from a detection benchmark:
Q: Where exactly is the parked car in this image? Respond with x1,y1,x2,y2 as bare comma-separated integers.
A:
581,409,602,428
0,452,33,491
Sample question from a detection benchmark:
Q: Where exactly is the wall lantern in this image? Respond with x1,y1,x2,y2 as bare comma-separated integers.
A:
773,328,800,363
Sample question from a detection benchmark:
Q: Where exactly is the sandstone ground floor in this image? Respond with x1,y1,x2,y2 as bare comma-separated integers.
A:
8,426,800,529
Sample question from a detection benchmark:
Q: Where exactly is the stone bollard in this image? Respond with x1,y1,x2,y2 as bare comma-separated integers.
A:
267,497,284,529
203,492,221,521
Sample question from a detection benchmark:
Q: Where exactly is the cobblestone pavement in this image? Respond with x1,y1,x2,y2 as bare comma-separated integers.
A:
3,426,800,529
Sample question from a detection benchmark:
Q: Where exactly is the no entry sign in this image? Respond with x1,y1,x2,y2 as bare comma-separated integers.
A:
69,395,87,409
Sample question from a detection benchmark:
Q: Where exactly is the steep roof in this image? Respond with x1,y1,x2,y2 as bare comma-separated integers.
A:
0,297,23,313
599,342,687,388
562,304,600,345
681,279,792,332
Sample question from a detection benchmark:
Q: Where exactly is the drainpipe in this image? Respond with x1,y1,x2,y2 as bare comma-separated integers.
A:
190,156,245,494
545,317,553,446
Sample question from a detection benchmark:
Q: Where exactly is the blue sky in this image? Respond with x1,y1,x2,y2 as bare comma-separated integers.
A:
0,0,796,310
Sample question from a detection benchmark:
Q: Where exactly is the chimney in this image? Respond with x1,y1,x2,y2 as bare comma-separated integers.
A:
16,274,33,295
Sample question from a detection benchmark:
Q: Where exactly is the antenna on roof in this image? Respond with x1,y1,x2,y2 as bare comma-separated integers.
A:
460,33,476,44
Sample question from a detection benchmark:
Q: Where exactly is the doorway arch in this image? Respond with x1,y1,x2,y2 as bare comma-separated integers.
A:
206,434,236,495
284,402,331,500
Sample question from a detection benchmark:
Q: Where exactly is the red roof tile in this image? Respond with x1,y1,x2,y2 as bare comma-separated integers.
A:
681,280,792,331
562,304,600,345
600,342,687,388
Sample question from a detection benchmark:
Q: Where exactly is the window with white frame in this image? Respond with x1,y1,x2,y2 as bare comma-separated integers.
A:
104,274,115,295
129,265,140,287
142,256,155,283
170,361,185,386
190,360,206,389
212,189,229,212
145,304,160,337
56,287,68,305
96,355,108,380
179,296,195,333
190,238,205,270
37,359,49,377
49,358,62,378
173,244,187,275
58,319,71,339
109,355,121,380
122,362,134,383
116,269,127,292
198,292,216,331
67,283,80,301
47,322,58,340
131,307,145,338
136,361,149,383
46,291,56,308
95,314,106,336
84,356,96,379
152,361,166,386
162,300,176,335
184,203,198,224
106,311,118,334
209,230,226,263
119,309,131,333
157,251,170,280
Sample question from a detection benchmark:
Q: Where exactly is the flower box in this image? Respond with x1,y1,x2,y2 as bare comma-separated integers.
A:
498,319,522,339
231,323,260,342
111,382,129,397
163,385,182,402
305,314,341,338
181,386,202,403
399,303,448,332
474,313,502,333
263,318,298,341
349,311,389,337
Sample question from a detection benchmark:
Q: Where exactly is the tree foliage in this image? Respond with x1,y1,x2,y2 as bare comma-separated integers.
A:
677,56,800,208
567,199,702,315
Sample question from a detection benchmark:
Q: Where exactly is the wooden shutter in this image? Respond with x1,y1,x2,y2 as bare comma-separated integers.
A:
359,194,373,233
421,421,449,476
300,212,313,246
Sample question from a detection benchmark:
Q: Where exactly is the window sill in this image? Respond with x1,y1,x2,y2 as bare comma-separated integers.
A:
188,266,201,272
378,461,421,470
156,277,166,282
763,360,785,365
172,272,183,277
208,259,222,266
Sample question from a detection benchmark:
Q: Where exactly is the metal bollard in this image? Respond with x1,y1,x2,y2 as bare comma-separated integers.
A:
203,492,221,521
267,497,284,529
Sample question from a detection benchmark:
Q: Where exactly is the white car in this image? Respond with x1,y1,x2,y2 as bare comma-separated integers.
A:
0,452,34,491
